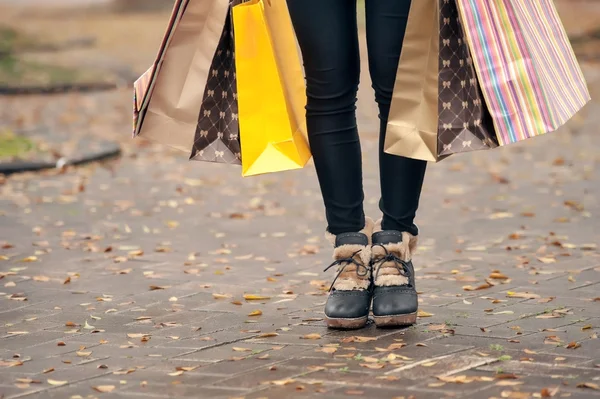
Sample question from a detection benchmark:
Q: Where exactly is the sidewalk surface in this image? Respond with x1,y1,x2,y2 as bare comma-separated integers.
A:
0,1,599,398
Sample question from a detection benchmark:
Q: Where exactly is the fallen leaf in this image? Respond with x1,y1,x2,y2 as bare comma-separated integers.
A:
490,272,509,280
507,291,540,299
417,310,434,318
376,376,399,381
257,332,279,338
92,385,115,393
176,366,199,372
566,342,581,349
248,310,263,317
232,347,252,352
265,379,296,386
126,333,149,339
212,293,231,299
540,387,559,397
301,334,321,340
496,374,519,380
537,257,556,264
47,379,67,386
463,282,493,291
360,363,385,369
243,294,271,301
318,347,338,354
149,285,169,291
576,383,599,390
489,212,514,220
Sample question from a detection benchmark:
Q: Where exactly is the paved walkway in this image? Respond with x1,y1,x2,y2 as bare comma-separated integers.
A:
1,3,600,398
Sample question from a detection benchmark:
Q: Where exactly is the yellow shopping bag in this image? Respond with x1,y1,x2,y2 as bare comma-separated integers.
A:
233,0,311,177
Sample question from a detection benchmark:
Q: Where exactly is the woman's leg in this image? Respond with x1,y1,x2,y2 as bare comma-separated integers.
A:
365,0,427,236
365,0,425,327
288,0,372,329
287,0,364,235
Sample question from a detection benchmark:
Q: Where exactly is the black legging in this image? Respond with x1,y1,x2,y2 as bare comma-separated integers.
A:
287,0,427,236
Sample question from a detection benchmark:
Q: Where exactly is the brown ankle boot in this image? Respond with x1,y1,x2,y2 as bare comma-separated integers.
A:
323,218,374,329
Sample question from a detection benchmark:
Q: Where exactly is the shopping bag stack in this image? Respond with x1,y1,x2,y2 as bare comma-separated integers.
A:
133,0,310,176
385,0,590,162
132,0,590,173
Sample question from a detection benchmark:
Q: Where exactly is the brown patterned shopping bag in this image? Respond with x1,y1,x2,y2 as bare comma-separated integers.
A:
385,0,498,162
133,0,242,164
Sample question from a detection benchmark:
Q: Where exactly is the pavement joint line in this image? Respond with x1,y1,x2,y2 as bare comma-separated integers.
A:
483,316,592,330
384,346,479,375
168,333,262,359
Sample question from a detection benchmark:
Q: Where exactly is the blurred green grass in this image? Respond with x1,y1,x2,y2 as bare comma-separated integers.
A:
0,24,108,87
0,130,36,161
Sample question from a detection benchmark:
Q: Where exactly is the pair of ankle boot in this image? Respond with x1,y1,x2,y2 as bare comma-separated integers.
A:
324,218,418,329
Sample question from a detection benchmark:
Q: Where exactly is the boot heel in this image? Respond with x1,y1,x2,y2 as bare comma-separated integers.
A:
326,316,368,329
373,312,417,327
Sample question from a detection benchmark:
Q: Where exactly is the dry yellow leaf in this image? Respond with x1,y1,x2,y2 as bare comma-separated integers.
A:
507,291,540,299
301,333,322,340
248,310,263,317
212,293,231,299
489,272,509,280
243,294,271,301
417,310,434,318
165,221,179,229
168,371,184,376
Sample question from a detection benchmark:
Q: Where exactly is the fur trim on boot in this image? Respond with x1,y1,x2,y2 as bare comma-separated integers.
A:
325,218,374,291
372,219,418,287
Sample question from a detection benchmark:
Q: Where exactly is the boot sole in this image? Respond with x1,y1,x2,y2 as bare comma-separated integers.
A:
325,316,368,329
373,312,417,327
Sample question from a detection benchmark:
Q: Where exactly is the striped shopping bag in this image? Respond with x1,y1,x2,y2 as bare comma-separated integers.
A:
455,0,591,146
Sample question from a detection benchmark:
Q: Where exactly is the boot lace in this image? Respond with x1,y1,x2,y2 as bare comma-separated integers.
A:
323,250,370,292
372,244,411,286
